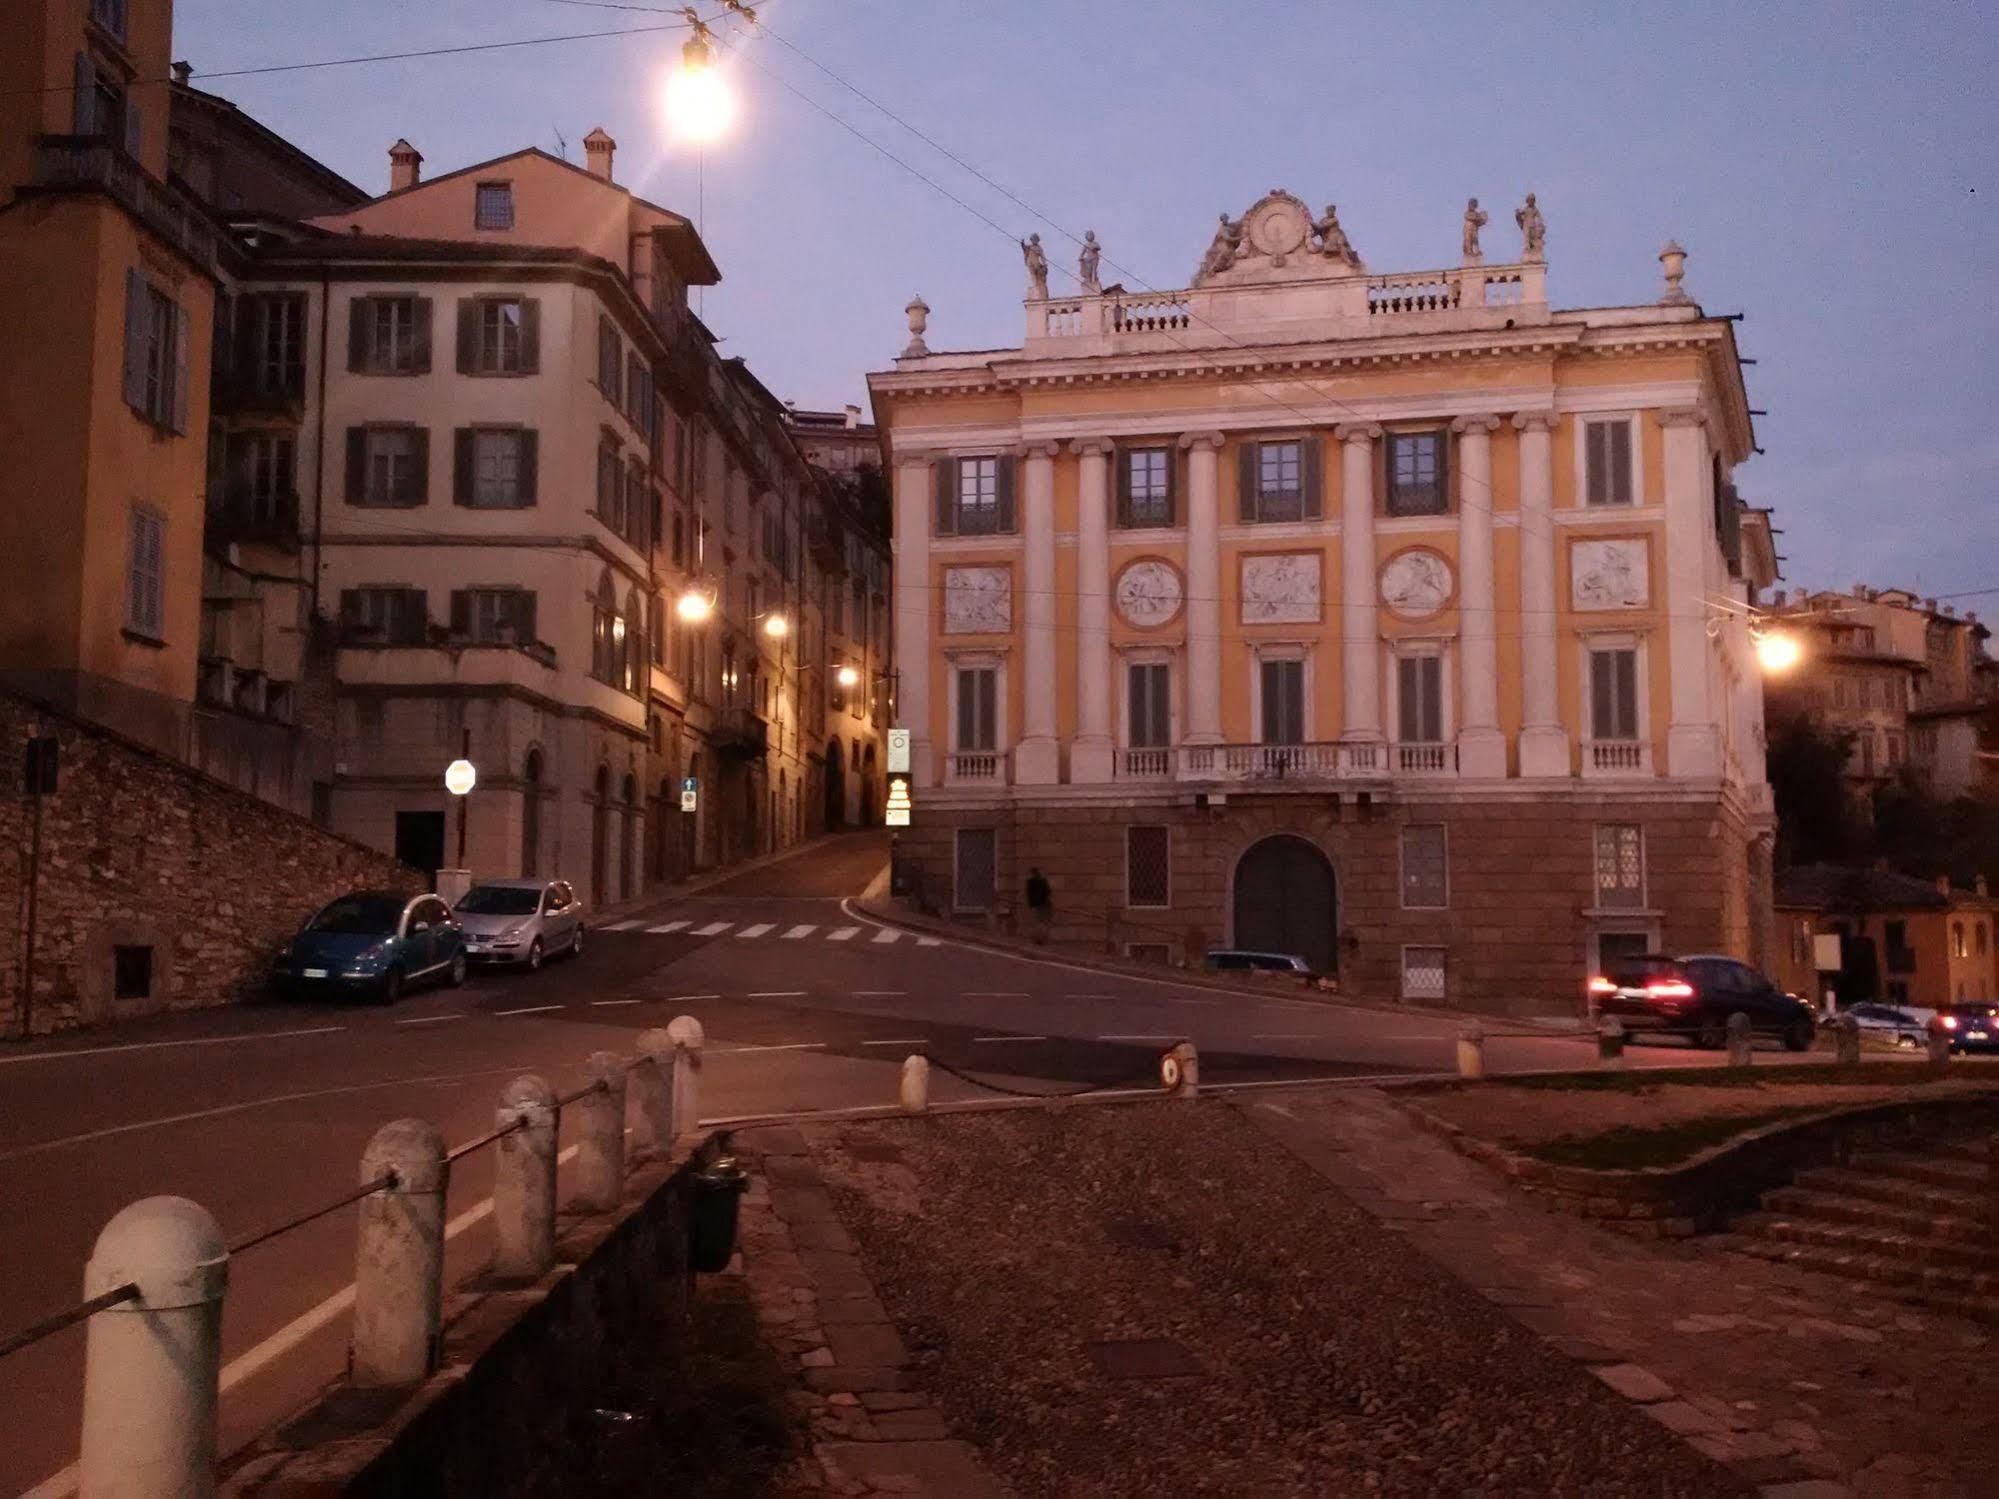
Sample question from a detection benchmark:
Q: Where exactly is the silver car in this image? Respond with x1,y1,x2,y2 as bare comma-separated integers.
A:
452,879,583,970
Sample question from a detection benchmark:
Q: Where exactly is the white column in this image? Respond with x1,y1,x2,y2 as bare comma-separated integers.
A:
1452,414,1504,777
1013,440,1062,784
892,455,935,786
1336,424,1383,741
1071,439,1114,782
1513,411,1569,776
1660,407,1721,778
1180,432,1225,744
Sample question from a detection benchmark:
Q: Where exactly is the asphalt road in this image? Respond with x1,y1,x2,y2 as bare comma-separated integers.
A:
0,830,1773,1496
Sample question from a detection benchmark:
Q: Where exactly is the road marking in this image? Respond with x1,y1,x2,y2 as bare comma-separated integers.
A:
973,1034,1045,1043
592,998,642,1007
1098,1034,1177,1042
747,990,807,998
827,926,859,941
1253,1033,1318,1040
394,1014,463,1026
965,991,1028,998
916,937,941,946
870,927,901,943
495,1004,564,1017
861,1037,927,1047
602,919,644,932
737,922,776,939
692,921,732,937
782,923,818,939
853,990,906,997
664,993,719,1002
0,1025,346,1066
647,920,691,934
1067,994,1116,1000
719,1041,825,1054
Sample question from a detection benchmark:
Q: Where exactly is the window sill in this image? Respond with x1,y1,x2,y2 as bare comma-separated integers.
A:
455,499,538,511
121,626,166,649
350,497,429,509
463,368,537,379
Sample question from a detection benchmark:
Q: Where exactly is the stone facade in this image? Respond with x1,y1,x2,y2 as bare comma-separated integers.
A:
0,691,417,1034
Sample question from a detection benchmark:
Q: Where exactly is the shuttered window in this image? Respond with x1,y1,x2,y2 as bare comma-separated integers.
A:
1259,658,1305,744
348,296,430,375
954,667,998,751
937,456,1013,535
1127,662,1171,747
597,315,623,402
1400,826,1448,908
125,506,164,638
1126,825,1170,909
454,428,537,508
340,587,427,645
458,297,537,375
346,426,427,506
1397,654,1444,743
1588,647,1640,740
1585,419,1634,507
121,271,186,431
1386,430,1448,516
1119,448,1174,527
452,588,536,644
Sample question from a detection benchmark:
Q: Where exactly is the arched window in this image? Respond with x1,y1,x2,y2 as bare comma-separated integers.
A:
622,586,644,694
1978,922,1990,957
522,747,544,877
1953,921,1968,959
591,571,618,684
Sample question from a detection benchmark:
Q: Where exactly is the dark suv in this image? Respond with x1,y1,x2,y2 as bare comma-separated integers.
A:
1588,953,1816,1052
1940,1003,1999,1053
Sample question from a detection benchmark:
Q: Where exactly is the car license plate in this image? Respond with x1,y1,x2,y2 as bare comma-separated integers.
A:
303,968,329,979
1970,1031,1989,1043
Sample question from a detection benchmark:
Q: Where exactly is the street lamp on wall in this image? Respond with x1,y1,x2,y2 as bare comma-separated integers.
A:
445,728,476,874
676,585,715,624
663,12,736,144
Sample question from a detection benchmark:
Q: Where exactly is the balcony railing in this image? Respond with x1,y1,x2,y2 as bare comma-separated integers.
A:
712,706,769,758
31,135,220,272
207,488,299,547
1585,739,1650,776
212,367,307,416
1116,747,1173,779
945,751,1007,784
1395,741,1457,775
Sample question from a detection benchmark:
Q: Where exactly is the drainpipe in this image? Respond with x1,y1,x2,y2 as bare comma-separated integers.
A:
310,269,330,623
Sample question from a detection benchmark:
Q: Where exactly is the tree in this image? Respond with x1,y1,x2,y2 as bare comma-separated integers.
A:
1766,712,1860,867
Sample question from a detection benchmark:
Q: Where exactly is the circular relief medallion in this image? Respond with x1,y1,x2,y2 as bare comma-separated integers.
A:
1114,559,1185,629
1245,198,1310,259
1379,548,1455,619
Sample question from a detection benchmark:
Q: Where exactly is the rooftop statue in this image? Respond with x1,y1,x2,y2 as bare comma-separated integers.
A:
1020,232,1049,299
1461,197,1488,260
1196,212,1244,281
1313,204,1361,268
1079,231,1102,295
1516,193,1546,261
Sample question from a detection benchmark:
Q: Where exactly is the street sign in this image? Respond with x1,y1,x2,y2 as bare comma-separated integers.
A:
886,727,910,775
1812,933,1842,972
681,775,698,813
884,773,912,827
444,758,477,796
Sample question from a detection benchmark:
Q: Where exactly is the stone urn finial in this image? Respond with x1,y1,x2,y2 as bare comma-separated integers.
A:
1659,240,1691,305
903,294,930,357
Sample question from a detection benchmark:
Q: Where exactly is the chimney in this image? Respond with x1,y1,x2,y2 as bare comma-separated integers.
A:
584,127,616,182
1937,874,1951,895
388,138,422,193
843,403,861,429
171,60,192,86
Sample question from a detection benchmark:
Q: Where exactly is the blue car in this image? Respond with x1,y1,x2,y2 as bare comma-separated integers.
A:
275,891,467,1004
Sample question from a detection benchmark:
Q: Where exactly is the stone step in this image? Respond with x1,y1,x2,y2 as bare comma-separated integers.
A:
1929,1136,1999,1166
1738,1211,1996,1273
1761,1186,1987,1244
1845,1151,1987,1191
1718,1232,1999,1323
1793,1164,1985,1217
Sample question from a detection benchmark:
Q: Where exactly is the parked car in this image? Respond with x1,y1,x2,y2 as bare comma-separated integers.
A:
1587,953,1817,1051
1825,1001,1934,1049
275,891,466,1004
1939,1002,1999,1053
1205,949,1315,979
454,879,584,970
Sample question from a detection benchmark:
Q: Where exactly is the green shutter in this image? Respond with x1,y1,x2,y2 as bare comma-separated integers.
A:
345,427,367,503
1611,421,1632,506
449,590,471,638
519,299,540,373
408,428,430,504
456,298,477,374
933,457,956,535
121,268,147,411
411,298,432,373
453,428,474,505
169,302,189,434
518,430,538,504
347,297,371,373
995,456,1016,532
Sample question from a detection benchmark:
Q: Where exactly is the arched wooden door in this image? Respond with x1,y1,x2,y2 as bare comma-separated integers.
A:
1232,835,1338,975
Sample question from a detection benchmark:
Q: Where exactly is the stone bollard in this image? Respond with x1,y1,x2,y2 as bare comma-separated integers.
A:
1833,1013,1861,1067
493,1074,557,1281
1925,1015,1953,1068
1596,1016,1626,1069
79,1196,228,1499
630,1028,675,1161
1726,1010,1755,1068
353,1118,447,1388
900,1054,930,1114
1164,1040,1200,1098
668,1014,705,1137
1456,1022,1486,1081
573,1051,627,1213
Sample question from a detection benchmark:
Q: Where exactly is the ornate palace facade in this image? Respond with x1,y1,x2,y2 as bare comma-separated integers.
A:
870,190,1779,1012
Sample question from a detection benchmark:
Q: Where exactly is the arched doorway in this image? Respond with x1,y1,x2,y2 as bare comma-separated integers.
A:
860,743,879,826
824,738,845,831
522,748,543,877
591,764,610,906
1232,835,1338,975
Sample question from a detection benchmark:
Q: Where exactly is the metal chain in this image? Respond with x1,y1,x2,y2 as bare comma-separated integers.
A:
225,1171,399,1258
0,1282,140,1362
920,1051,1167,1101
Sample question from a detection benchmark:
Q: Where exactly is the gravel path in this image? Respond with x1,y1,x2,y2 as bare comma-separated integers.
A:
810,1101,1739,1497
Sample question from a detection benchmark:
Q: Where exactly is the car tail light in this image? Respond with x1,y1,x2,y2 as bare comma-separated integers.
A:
1587,977,1616,996
1645,980,1695,1002
1941,1015,1959,1030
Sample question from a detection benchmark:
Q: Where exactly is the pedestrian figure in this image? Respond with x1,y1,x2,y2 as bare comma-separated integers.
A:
1025,866,1052,944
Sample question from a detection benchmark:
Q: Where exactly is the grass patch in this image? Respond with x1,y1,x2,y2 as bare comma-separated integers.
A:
1490,1061,1942,1094
1525,1105,1833,1170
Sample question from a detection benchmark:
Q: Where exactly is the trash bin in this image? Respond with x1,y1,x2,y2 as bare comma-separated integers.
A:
689,1155,750,1273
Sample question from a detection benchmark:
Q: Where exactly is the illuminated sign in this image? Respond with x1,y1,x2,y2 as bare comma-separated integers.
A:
884,773,912,827
680,776,698,813
886,727,911,774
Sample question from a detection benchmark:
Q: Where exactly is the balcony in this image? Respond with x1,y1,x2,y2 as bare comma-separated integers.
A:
1584,739,1652,777
1175,741,1387,786
30,135,220,273
946,750,1008,784
711,706,768,758
1395,741,1457,776
1116,747,1173,779
212,367,306,418
206,488,299,549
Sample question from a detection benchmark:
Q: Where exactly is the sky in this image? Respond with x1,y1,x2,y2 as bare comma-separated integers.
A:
173,0,1999,604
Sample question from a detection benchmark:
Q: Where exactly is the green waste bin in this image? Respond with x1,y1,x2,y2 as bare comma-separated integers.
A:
689,1156,750,1273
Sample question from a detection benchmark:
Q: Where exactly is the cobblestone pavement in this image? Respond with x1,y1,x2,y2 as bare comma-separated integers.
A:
728,1124,1011,1499
1244,1086,1997,1499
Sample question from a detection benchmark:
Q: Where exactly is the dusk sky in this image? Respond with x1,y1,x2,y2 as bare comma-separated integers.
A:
175,0,1998,605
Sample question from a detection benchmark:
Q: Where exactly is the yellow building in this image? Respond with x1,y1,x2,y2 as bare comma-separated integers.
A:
1773,865,1997,1011
0,0,218,754
870,192,1778,1011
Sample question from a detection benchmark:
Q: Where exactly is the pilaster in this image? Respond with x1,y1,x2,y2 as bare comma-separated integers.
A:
1071,438,1115,783
1014,440,1063,784
1336,423,1383,742
1181,432,1226,746
1512,410,1568,777
892,455,936,786
1451,414,1504,777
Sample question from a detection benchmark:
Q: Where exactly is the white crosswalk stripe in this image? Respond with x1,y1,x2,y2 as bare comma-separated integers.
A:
917,936,941,947
870,927,900,944
691,921,732,937
782,923,818,939
827,926,859,942
736,922,775,939
602,919,644,932
647,920,690,934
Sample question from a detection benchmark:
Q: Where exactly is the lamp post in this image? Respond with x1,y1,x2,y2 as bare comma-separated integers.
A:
445,727,476,873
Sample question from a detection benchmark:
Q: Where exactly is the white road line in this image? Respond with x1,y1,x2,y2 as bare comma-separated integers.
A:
1098,1034,1177,1042
495,1004,564,1017
916,937,941,946
870,927,901,943
853,990,906,997
664,993,720,1002
591,998,642,1007
394,1014,463,1026
1253,1033,1318,1040
861,1037,928,1047
737,922,776,939
746,991,807,998
647,920,691,934
782,923,818,939
964,991,1028,998
718,1041,826,1054
692,921,732,937
0,1025,345,1066
826,926,859,941
602,919,644,932
973,1034,1046,1043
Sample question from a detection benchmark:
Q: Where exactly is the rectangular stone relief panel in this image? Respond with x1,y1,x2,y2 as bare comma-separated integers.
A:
1239,551,1322,625
1570,538,1650,611
943,565,1012,634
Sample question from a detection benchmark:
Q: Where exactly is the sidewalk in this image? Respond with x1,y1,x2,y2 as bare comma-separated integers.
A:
1242,1086,1996,1498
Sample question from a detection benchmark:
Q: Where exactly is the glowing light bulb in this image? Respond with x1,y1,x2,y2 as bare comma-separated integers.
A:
837,665,860,689
763,614,788,638
663,41,735,144
676,589,713,623
1753,630,1801,674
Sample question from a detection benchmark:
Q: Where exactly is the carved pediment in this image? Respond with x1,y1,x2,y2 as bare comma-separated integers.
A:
1193,189,1367,287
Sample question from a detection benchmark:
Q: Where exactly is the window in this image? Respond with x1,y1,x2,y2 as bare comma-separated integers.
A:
73,52,129,146
1396,654,1444,742
1120,448,1174,527
626,457,648,549
1239,439,1318,523
453,588,536,644
590,574,619,684
455,427,536,508
341,587,427,645
348,296,430,375
1583,418,1634,507
597,315,623,404
954,828,998,912
1128,661,1171,747
113,944,152,1002
1259,657,1305,744
1127,825,1170,908
1979,923,1990,957
597,438,624,533
1402,947,1447,1001
954,666,998,751
125,505,165,639
936,455,1014,535
91,0,128,41
121,272,187,431
671,512,686,567
473,182,514,230
1588,646,1640,741
247,293,306,396
1385,430,1448,516
1593,824,1645,909
1401,826,1448,909
229,432,295,524
1952,921,1968,959
461,297,536,375
346,426,427,507
627,353,646,420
